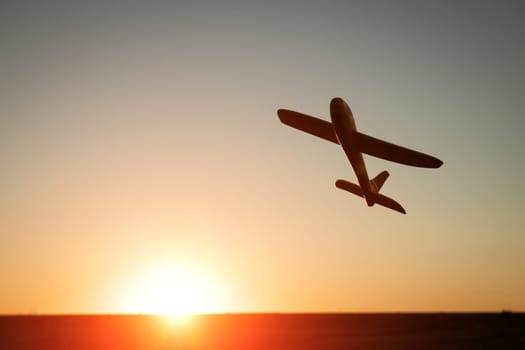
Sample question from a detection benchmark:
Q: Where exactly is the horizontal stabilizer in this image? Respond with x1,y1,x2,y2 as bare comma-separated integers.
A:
277,109,339,144
354,132,443,168
336,179,406,214
335,179,363,197
368,192,406,214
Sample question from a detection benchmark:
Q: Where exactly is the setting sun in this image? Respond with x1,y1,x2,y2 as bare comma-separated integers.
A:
121,263,226,318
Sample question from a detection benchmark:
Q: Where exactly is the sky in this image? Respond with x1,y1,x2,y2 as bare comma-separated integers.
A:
1,0,524,314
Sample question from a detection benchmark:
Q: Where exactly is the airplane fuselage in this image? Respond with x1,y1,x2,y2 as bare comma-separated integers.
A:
330,98,374,205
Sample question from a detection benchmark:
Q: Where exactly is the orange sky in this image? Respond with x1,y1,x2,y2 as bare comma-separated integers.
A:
1,1,524,314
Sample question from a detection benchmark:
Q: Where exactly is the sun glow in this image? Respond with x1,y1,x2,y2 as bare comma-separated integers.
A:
121,263,226,318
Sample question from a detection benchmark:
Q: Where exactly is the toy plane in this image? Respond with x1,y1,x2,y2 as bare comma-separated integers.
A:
278,97,443,214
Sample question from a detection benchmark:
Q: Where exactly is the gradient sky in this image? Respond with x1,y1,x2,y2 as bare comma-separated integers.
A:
1,1,524,314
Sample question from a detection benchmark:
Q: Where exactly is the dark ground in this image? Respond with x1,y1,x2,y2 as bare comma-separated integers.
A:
1,313,524,349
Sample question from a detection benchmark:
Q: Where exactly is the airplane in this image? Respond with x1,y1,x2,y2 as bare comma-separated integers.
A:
277,97,443,214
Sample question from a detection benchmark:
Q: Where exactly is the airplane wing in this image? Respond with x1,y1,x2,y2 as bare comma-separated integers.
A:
353,132,443,168
277,109,339,144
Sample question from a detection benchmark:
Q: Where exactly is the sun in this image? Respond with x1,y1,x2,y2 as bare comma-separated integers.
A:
121,263,226,319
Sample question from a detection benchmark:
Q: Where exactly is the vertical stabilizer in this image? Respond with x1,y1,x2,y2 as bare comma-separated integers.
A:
370,171,389,193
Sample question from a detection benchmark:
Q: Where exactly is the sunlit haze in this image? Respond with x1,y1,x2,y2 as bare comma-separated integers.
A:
119,262,228,316
1,1,524,314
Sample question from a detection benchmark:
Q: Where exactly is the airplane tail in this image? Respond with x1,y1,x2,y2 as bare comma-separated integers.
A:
370,170,389,193
335,179,406,214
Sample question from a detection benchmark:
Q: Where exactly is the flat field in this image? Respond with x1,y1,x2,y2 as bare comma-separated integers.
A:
1,313,523,349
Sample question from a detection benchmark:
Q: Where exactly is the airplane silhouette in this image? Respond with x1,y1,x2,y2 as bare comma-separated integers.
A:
278,97,443,214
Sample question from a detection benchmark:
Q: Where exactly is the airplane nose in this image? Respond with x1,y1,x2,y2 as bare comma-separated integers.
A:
330,97,344,107
330,97,343,114
330,97,350,111
330,97,350,119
